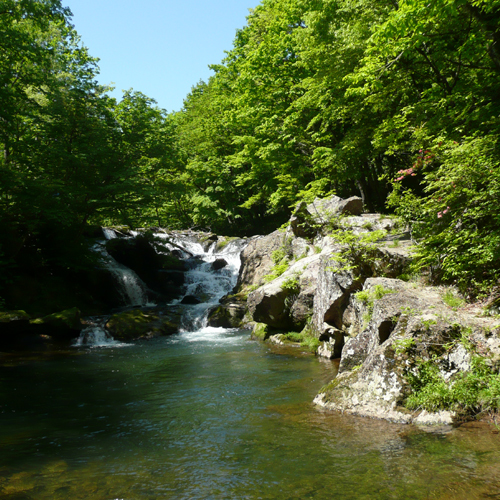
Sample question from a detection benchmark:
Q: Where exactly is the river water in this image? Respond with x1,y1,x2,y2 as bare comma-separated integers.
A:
1,330,500,499
2,233,500,499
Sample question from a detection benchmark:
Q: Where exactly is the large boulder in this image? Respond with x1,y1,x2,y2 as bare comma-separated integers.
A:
30,307,83,339
236,230,288,292
289,195,364,238
106,308,181,341
314,278,500,424
0,310,31,336
246,254,322,330
207,294,247,328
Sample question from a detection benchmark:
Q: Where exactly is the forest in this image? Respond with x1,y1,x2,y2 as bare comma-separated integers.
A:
1,0,499,313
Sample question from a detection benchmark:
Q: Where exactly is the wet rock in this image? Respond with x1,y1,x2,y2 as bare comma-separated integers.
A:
251,322,272,341
106,309,180,340
29,307,83,339
105,233,186,300
211,258,228,271
207,296,246,328
181,295,201,305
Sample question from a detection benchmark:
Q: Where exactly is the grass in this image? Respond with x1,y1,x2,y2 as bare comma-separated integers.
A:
442,289,466,310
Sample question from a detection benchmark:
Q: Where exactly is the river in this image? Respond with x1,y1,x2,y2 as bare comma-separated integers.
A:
1,329,500,499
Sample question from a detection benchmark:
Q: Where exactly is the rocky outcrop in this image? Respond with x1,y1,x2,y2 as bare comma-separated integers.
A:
234,193,500,425
236,231,288,292
314,278,500,424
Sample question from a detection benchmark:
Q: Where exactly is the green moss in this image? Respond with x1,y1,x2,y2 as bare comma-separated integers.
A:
31,307,82,331
252,322,271,341
281,327,320,353
0,310,31,322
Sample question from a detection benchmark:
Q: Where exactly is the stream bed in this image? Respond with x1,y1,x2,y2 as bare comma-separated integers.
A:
1,328,500,499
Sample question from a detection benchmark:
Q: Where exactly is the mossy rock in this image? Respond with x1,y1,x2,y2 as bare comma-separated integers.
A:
252,322,272,341
207,305,243,328
0,311,31,323
29,307,82,339
106,309,180,341
0,310,32,338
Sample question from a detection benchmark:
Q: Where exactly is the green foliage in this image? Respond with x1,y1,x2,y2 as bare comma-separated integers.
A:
393,337,416,355
281,273,300,294
282,328,320,353
355,285,395,322
264,260,290,283
442,289,466,310
328,228,387,277
405,357,500,415
388,137,500,296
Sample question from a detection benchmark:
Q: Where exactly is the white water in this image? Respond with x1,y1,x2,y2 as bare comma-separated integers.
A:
156,234,247,332
93,238,150,308
79,231,247,347
75,326,124,348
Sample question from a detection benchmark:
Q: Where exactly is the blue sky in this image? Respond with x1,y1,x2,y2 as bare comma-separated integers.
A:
67,0,261,112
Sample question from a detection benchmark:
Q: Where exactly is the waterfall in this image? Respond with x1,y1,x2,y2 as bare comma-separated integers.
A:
75,317,127,347
155,234,247,332
78,230,247,347
92,236,150,308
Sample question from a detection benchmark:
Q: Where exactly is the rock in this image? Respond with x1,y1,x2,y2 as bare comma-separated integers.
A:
311,253,362,335
289,202,316,239
181,295,201,305
313,278,500,424
316,325,344,359
0,310,32,337
211,258,228,271
106,309,180,340
307,195,363,218
289,196,364,239
247,281,291,329
413,410,454,426
269,334,285,345
105,233,186,300
251,322,273,341
246,254,322,330
207,296,246,328
29,307,83,339
236,230,288,292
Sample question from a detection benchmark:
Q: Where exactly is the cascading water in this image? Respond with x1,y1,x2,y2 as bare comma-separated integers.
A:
75,317,125,348
156,233,247,333
77,229,247,347
100,228,150,307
